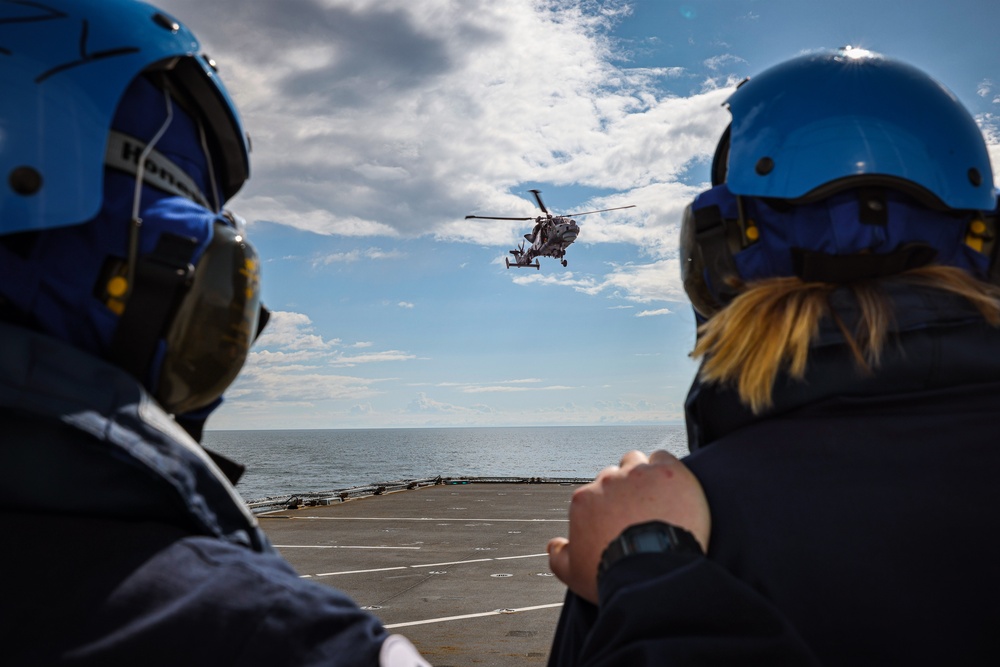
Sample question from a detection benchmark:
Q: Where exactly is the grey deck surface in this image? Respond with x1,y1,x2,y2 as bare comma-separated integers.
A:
258,481,582,666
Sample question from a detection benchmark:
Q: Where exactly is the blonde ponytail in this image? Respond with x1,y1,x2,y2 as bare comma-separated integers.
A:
691,266,1000,414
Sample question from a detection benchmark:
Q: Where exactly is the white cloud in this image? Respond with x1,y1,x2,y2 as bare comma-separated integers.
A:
254,310,338,352
225,309,415,406
975,113,1000,187
153,0,736,323
461,384,575,394
355,164,410,181
703,54,747,71
605,260,687,303
329,350,416,366
314,247,406,266
404,377,569,394
405,392,494,414
240,195,399,237
512,257,686,304
159,0,728,248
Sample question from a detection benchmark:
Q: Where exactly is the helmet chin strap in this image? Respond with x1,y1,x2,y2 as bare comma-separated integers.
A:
125,87,175,302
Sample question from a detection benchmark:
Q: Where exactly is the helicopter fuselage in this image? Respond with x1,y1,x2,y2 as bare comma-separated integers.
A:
507,216,579,268
465,189,633,270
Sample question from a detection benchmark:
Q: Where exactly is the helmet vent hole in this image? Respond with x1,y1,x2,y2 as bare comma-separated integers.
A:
969,168,983,187
755,157,774,176
9,167,42,196
153,13,180,33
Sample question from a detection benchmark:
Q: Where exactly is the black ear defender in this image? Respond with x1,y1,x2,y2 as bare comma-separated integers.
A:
680,188,760,319
680,123,763,319
680,200,745,319
110,213,266,415
156,217,263,415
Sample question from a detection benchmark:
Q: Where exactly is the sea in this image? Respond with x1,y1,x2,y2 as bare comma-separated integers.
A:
203,425,690,502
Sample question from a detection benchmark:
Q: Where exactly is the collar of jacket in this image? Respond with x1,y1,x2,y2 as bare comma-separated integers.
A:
0,321,269,552
685,282,1000,451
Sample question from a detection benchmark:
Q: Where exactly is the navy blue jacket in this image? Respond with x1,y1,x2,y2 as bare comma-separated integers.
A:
0,322,389,665
549,284,1000,666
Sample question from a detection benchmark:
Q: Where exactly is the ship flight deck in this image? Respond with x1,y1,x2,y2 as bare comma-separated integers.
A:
255,478,585,666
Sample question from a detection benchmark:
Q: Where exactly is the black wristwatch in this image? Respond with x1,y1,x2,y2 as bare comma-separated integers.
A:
598,520,703,585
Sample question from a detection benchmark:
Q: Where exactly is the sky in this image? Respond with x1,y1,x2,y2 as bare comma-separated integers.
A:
155,0,1000,430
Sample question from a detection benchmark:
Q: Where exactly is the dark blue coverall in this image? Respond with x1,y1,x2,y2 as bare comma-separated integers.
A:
549,284,1000,666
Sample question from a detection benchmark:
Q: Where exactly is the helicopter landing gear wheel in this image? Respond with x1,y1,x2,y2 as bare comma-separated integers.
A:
561,259,568,267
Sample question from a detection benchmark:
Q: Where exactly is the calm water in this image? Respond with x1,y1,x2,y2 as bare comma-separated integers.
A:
203,425,689,501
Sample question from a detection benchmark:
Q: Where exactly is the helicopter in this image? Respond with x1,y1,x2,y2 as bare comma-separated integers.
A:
465,189,635,269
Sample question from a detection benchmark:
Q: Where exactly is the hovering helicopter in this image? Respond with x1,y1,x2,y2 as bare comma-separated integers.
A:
465,189,635,269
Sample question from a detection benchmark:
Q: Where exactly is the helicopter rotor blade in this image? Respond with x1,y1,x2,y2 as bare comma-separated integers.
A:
528,189,549,215
465,215,534,221
563,204,636,217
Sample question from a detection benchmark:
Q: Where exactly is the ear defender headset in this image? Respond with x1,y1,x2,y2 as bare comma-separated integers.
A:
101,72,268,416
0,0,266,416
680,47,1000,320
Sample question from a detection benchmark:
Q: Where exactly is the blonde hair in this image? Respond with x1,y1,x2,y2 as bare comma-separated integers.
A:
691,265,1000,414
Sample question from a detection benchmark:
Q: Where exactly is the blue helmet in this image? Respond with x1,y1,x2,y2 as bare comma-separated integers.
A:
0,0,249,232
0,0,262,423
682,48,1000,318
715,47,994,210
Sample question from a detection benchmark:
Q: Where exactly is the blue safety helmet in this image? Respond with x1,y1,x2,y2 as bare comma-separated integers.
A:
0,0,263,425
716,47,994,210
682,48,1000,319
0,0,249,231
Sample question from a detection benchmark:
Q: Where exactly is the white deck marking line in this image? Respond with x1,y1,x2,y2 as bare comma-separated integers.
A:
274,545,421,550
311,566,409,577
306,553,548,578
408,558,494,568
290,516,568,522
384,603,564,629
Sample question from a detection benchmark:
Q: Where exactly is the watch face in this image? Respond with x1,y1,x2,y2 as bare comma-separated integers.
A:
632,530,669,553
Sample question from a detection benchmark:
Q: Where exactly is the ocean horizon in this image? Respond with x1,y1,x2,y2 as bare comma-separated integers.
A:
204,424,689,502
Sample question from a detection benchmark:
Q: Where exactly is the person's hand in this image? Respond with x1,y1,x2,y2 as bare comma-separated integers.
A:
547,450,710,604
